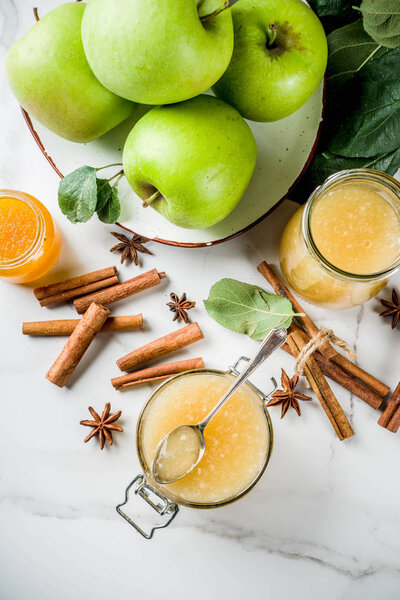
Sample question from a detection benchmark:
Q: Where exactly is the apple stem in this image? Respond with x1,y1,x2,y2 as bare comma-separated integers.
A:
33,7,39,21
111,173,124,189
266,23,277,48
143,189,161,208
106,169,124,183
200,1,230,24
96,163,123,172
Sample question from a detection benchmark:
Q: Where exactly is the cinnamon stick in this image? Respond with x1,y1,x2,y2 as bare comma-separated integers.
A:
117,322,204,372
257,261,390,398
23,314,143,336
287,327,354,440
46,302,110,388
74,269,166,314
332,355,390,399
282,325,383,410
387,406,400,433
37,275,119,307
34,267,117,300
112,358,205,390
378,382,400,431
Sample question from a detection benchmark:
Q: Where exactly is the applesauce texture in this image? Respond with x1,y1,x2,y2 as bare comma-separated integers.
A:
153,425,202,483
0,197,37,261
310,184,400,274
140,373,270,506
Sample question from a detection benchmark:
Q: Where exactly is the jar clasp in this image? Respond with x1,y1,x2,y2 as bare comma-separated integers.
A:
116,474,179,539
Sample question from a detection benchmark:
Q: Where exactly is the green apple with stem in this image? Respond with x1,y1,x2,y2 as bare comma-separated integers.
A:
81,0,234,104
122,95,257,229
213,0,327,122
6,2,135,143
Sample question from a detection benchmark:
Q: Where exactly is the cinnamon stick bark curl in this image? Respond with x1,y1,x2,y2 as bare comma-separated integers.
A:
34,266,117,300
116,322,204,372
46,302,110,388
74,269,166,314
23,314,143,336
112,358,205,390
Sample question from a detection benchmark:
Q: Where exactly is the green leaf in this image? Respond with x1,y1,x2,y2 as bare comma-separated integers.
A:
58,166,97,223
308,0,360,33
360,0,400,48
329,46,400,157
97,186,121,224
95,178,112,211
326,20,385,93
309,0,356,18
306,149,400,189
204,278,294,341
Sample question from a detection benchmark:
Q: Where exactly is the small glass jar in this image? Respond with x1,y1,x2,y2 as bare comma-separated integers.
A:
116,361,275,539
0,190,61,284
280,170,400,309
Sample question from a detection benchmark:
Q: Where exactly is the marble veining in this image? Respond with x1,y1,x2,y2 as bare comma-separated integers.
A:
1,2,400,599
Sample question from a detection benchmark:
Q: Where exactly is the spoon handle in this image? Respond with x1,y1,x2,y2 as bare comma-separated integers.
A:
199,327,288,430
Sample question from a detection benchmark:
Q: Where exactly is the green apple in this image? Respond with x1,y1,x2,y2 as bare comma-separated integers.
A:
122,95,257,229
213,0,327,122
6,2,135,143
81,0,234,104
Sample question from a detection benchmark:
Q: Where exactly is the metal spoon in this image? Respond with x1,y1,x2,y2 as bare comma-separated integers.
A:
152,327,288,485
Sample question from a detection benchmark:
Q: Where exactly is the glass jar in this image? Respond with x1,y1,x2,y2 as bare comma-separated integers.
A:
0,190,61,283
280,170,400,309
116,361,275,538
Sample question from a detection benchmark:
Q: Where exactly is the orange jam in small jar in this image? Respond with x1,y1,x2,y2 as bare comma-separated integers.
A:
0,190,61,283
280,170,400,309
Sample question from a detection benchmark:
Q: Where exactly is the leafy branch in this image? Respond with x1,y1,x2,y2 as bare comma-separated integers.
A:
58,164,123,224
294,0,400,201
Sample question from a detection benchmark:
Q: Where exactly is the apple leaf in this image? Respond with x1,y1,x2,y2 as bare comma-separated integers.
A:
329,46,400,157
308,0,360,32
97,186,121,224
95,178,112,211
326,20,386,93
309,0,356,18
306,149,400,189
359,0,400,48
204,278,295,341
58,166,98,223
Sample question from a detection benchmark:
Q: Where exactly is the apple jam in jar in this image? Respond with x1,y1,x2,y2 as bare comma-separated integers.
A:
0,190,61,283
280,170,400,309
137,370,273,508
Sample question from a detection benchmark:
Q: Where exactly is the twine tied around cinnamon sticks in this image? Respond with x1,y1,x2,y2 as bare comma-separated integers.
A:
294,328,356,379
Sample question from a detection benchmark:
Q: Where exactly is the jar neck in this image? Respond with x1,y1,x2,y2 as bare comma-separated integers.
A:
0,191,45,270
301,169,400,284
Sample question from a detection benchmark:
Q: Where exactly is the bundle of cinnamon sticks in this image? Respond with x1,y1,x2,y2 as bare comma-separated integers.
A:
257,261,397,438
27,266,174,387
28,265,205,389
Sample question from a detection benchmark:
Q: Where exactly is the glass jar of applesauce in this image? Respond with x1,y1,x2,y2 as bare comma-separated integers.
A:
116,362,274,539
0,190,61,284
280,170,400,309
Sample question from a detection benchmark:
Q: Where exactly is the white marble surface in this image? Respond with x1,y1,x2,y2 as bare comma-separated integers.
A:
1,3,400,599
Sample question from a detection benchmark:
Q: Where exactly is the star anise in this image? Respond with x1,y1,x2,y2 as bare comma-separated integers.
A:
380,288,400,329
167,292,196,323
80,403,123,450
267,369,312,418
110,231,153,266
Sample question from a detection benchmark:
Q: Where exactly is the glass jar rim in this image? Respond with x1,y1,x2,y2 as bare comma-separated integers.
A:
302,169,400,283
136,368,274,510
0,190,45,269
